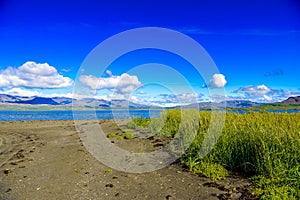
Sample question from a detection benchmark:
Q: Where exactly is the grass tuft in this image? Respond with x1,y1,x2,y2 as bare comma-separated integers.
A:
107,132,117,138
150,109,300,199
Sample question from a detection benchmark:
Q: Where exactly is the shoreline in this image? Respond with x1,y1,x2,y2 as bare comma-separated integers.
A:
0,120,252,200
0,109,299,123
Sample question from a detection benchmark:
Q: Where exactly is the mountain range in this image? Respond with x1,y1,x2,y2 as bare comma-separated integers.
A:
0,94,299,109
281,96,300,104
0,94,149,109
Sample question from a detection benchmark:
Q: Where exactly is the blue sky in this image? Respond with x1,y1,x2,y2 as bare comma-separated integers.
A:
0,0,299,105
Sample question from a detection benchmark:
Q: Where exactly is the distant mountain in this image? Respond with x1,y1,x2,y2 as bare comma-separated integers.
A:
281,96,300,105
225,100,261,108
51,97,72,105
182,100,261,109
16,97,59,105
0,94,28,102
0,94,59,105
0,94,151,108
0,94,267,109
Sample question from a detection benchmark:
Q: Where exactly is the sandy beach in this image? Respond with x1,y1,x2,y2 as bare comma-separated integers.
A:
0,120,253,200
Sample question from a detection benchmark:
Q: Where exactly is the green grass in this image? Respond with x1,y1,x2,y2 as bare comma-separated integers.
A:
132,117,151,127
107,132,117,138
145,109,300,199
124,133,134,139
234,103,300,111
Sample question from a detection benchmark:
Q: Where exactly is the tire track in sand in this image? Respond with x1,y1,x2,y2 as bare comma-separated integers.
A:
0,130,41,168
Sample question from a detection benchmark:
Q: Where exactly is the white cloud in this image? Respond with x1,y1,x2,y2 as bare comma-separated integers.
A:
0,88,74,98
283,91,300,98
232,84,300,102
105,70,113,77
262,95,272,101
1,88,43,97
234,84,273,96
176,93,200,103
130,95,138,102
208,73,227,88
0,61,73,88
134,93,201,107
79,73,142,95
61,68,72,73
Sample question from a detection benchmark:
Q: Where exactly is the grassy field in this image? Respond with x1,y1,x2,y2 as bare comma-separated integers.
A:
237,103,300,111
132,109,300,199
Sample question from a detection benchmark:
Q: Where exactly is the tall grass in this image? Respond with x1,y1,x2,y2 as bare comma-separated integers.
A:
149,110,300,199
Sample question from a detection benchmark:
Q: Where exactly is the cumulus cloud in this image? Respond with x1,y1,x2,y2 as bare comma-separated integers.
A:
149,93,201,106
0,88,43,97
138,91,146,95
105,70,113,77
262,95,272,101
79,73,142,96
208,73,227,88
171,93,201,104
233,84,300,102
0,61,73,89
126,92,202,107
282,91,300,97
234,84,275,96
0,88,74,98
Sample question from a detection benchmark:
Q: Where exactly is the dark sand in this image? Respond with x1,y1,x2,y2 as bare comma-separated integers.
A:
0,120,253,200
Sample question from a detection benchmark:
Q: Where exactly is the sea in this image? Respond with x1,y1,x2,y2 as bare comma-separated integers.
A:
0,109,299,121
0,110,162,121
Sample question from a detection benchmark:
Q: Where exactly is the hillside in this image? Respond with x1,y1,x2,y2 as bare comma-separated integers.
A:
281,96,300,105
1,94,300,110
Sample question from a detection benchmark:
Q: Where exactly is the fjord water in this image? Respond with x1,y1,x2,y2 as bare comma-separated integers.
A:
0,110,163,121
0,109,299,121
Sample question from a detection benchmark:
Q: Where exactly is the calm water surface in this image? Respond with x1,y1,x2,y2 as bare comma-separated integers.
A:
0,109,299,121
0,110,162,121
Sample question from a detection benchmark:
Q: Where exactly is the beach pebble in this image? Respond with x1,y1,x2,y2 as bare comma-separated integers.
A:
105,183,114,188
3,169,12,174
5,188,12,193
83,181,88,186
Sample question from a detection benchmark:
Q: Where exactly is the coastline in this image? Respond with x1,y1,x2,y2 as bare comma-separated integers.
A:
0,120,251,200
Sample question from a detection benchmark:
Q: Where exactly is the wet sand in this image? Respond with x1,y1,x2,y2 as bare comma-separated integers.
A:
0,120,253,200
